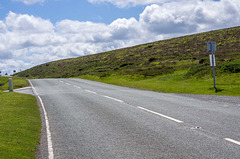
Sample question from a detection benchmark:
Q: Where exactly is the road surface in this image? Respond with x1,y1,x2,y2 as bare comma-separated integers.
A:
30,78,240,159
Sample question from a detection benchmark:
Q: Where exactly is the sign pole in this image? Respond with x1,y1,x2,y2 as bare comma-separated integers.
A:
207,42,217,89
211,50,216,89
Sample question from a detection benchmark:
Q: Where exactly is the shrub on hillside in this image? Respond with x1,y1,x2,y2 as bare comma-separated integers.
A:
149,57,157,62
221,60,240,73
185,64,210,78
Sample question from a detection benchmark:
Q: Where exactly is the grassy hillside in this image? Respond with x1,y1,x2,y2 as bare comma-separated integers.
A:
16,26,240,95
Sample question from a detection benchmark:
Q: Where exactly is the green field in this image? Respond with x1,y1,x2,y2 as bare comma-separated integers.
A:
0,77,41,159
79,71,240,96
16,26,240,96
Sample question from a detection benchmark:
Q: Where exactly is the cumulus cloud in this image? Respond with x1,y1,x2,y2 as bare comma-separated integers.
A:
109,18,140,40
88,0,171,8
140,0,240,34
6,11,54,34
14,0,46,5
0,21,7,33
1,0,240,75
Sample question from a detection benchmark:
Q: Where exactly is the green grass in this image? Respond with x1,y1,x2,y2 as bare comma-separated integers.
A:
0,77,29,91
79,71,240,96
0,92,41,159
0,77,41,158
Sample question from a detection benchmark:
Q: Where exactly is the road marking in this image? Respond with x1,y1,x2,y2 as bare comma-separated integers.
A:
14,86,32,91
74,85,82,89
103,95,124,103
60,81,64,83
29,81,38,95
85,89,97,94
65,83,71,85
29,80,54,159
225,138,240,146
137,106,183,123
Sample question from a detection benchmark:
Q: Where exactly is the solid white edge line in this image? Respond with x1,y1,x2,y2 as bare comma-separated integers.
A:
14,86,32,91
74,85,82,89
29,80,54,159
85,89,97,94
225,138,240,146
103,95,124,103
137,106,183,123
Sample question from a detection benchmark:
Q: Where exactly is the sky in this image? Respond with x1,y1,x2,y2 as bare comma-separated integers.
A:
0,0,240,75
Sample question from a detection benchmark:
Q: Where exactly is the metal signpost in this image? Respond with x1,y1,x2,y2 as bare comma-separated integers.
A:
207,42,216,89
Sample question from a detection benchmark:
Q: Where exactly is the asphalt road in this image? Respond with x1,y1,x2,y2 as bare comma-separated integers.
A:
30,78,240,159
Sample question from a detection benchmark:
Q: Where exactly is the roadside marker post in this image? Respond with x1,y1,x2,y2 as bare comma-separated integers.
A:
9,78,13,92
207,42,216,89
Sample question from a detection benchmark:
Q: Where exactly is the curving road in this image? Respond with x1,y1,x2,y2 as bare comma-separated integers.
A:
30,78,240,159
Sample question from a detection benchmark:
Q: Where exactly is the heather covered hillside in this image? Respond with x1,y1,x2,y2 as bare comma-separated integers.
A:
16,26,240,95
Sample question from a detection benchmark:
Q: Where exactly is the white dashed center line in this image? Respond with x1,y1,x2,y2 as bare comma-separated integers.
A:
103,95,124,103
225,138,240,146
137,106,183,123
85,90,97,94
74,85,82,89
44,79,240,150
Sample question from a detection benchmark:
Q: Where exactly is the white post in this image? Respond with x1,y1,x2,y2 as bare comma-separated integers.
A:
9,78,13,92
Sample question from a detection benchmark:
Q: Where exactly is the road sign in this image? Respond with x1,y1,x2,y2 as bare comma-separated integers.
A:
209,54,216,66
207,42,216,51
207,42,217,89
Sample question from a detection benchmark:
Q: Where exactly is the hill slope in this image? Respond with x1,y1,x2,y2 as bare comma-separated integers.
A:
17,26,240,95
18,26,240,78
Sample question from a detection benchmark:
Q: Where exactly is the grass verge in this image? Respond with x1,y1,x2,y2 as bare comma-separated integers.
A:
0,77,29,91
79,71,240,96
0,77,41,158
0,92,41,159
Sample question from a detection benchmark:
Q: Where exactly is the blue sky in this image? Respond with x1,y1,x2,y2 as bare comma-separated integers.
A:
0,0,144,24
0,0,239,75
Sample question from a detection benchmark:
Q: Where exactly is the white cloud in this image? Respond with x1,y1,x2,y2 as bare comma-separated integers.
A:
88,0,170,8
1,0,240,75
6,12,54,34
109,18,139,40
140,0,240,34
0,21,7,33
56,20,111,43
14,0,46,5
